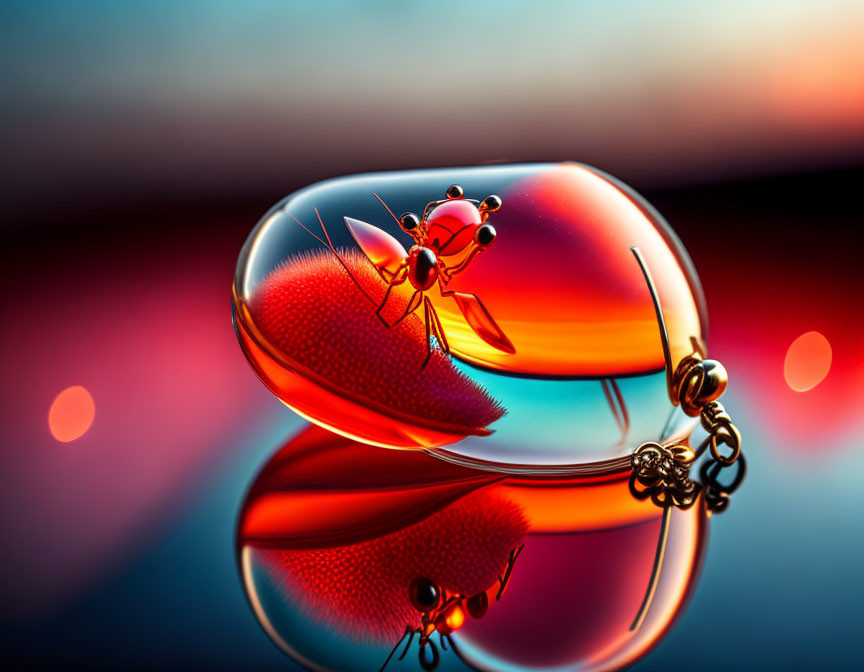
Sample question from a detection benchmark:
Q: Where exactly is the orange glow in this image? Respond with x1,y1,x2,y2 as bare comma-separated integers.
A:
48,386,95,442
238,425,502,548
784,331,832,392
430,163,704,375
445,605,466,632
500,475,660,533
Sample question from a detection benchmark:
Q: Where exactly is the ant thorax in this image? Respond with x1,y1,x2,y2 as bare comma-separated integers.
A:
343,184,512,369
407,246,439,291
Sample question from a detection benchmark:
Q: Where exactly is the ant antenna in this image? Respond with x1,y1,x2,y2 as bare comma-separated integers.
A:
630,247,675,402
283,209,329,248
314,208,336,251
282,208,377,308
372,192,402,227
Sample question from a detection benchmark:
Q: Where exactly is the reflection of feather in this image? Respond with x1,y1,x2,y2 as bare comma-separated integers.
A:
262,489,528,643
251,248,504,429
240,425,503,550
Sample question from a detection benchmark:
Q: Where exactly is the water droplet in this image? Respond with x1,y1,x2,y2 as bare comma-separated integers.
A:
233,163,705,468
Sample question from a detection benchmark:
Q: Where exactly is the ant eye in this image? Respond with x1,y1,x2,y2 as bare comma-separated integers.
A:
466,592,489,619
479,195,502,214
475,224,496,247
409,578,441,612
446,184,464,199
400,212,420,232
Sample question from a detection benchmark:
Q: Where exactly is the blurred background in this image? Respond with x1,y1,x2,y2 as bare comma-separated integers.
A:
1,1,862,669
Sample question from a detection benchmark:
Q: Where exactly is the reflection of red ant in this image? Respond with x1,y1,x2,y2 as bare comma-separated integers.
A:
346,185,516,368
380,545,524,671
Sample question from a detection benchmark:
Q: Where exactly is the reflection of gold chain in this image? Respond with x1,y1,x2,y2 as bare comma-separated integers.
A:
630,442,699,509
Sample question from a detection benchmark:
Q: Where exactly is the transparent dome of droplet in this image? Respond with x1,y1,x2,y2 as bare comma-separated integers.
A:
233,162,707,471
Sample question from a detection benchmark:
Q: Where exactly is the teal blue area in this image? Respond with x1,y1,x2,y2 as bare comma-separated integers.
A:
630,405,864,671
0,406,304,670
448,360,689,466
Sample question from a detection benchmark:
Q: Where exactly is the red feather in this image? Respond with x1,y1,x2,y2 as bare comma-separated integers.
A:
250,248,505,431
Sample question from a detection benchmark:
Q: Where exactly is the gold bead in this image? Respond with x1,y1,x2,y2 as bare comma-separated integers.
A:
696,359,728,405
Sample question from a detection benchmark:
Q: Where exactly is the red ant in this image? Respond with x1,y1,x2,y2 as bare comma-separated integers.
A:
379,545,524,671
345,185,516,368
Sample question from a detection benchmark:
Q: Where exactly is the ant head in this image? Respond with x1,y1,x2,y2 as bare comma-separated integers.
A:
409,577,442,613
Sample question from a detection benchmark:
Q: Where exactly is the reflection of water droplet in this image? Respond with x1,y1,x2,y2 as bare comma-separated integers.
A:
784,331,832,392
48,386,95,442
238,426,707,672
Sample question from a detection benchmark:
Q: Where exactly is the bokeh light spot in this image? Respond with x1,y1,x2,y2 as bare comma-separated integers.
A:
49,386,95,442
784,332,832,392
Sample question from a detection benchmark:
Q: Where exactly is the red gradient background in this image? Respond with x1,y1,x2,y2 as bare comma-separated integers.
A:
1,2,862,670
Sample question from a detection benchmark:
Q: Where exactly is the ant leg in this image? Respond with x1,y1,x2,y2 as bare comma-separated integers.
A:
495,544,524,601
421,300,434,370
391,290,422,327
444,635,467,665
376,265,411,327
379,626,413,672
441,245,484,279
283,209,376,307
398,628,417,662
437,284,514,354
376,280,398,327
418,638,440,671
425,297,450,355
